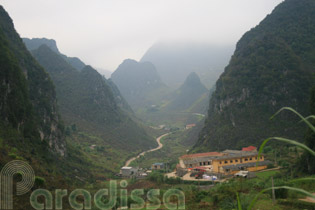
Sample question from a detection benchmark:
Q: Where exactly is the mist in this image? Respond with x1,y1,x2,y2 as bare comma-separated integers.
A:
0,0,283,73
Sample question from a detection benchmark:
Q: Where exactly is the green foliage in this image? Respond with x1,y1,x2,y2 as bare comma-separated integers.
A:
34,176,46,187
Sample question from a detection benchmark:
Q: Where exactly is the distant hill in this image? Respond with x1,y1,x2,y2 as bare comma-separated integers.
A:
23,38,86,71
193,0,315,152
0,6,66,157
165,72,209,113
29,45,156,155
111,59,169,111
141,41,234,89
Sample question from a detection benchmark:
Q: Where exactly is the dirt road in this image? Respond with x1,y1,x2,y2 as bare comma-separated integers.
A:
124,133,171,167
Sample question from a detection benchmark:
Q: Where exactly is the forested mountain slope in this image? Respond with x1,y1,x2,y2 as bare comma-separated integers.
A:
30,45,156,153
0,6,66,157
194,0,315,152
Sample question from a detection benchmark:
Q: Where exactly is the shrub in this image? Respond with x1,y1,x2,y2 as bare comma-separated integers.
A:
34,176,46,187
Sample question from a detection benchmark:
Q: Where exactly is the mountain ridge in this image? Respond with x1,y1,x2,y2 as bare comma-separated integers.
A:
23,37,86,71
165,72,209,113
111,59,169,111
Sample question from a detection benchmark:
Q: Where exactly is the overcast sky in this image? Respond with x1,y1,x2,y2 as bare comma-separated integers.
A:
0,0,283,73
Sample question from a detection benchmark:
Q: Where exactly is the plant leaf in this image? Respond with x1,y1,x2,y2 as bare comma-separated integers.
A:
271,107,315,132
236,192,242,210
257,137,315,165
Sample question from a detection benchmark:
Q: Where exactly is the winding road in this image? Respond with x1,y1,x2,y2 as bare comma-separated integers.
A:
124,132,171,167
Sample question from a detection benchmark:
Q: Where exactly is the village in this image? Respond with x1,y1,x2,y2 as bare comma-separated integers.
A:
118,145,272,183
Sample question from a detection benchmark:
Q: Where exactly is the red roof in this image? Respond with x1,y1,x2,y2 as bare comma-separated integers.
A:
242,146,257,151
180,152,223,159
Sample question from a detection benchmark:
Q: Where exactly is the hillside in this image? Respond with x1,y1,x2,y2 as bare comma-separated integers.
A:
111,59,169,111
165,72,209,113
193,0,315,152
29,44,157,157
0,6,66,157
23,37,86,71
141,41,234,89
106,78,134,113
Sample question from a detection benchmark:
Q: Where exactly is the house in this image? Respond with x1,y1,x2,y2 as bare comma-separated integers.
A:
179,152,224,169
120,167,138,177
178,147,270,175
185,124,196,129
211,150,270,175
152,163,165,170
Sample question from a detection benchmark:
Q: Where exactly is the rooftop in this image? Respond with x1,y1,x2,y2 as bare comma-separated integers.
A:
180,152,224,159
222,160,272,170
242,146,257,151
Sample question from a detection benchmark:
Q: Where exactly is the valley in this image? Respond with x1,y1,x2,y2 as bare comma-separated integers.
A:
0,0,315,209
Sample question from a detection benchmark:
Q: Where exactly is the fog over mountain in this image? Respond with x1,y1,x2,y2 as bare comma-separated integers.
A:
1,0,283,71
141,41,234,88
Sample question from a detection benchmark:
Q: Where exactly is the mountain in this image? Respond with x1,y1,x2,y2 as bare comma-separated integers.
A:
106,78,133,113
165,72,209,113
0,6,66,157
111,59,169,111
23,38,86,71
29,44,156,157
141,41,234,89
193,0,315,152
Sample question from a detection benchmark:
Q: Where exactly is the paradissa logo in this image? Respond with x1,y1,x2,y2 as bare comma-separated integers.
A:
0,161,185,210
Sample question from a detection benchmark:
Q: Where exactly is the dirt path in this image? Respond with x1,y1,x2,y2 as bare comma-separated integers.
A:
124,133,171,167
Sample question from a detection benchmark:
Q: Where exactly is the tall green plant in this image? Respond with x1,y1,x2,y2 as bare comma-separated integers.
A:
247,107,315,210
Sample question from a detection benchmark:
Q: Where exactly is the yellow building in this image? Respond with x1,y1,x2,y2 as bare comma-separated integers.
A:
211,150,267,175
178,147,271,175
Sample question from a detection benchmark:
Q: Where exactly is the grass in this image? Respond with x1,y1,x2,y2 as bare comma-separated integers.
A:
255,170,280,180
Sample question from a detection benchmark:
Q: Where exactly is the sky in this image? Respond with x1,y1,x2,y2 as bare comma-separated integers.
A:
0,0,283,73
